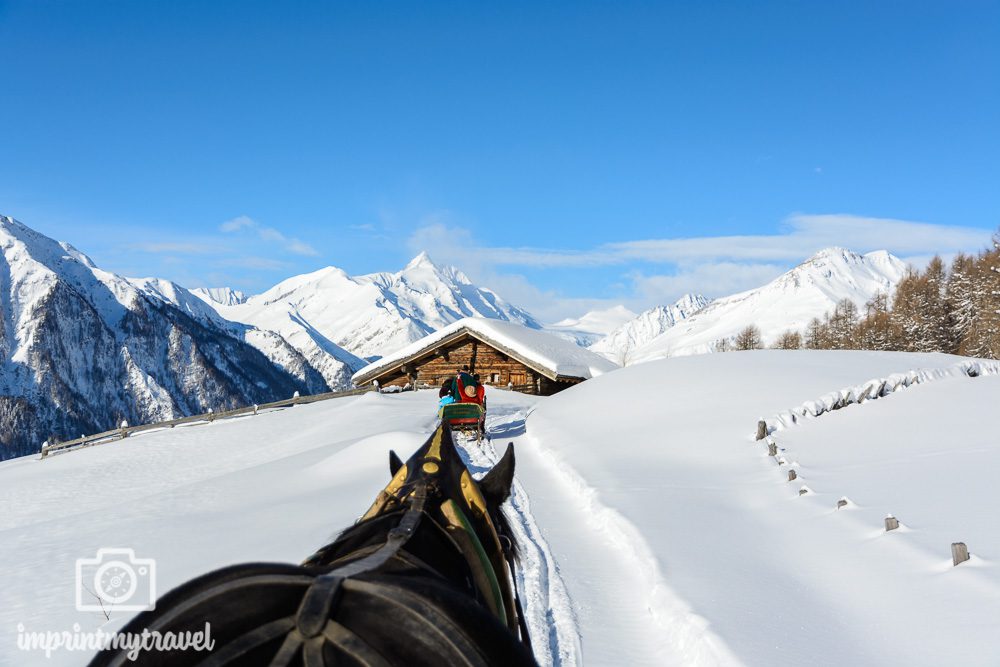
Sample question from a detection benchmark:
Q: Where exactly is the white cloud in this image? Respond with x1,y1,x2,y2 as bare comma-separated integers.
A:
220,216,319,256
405,213,996,321
628,262,787,305
607,214,994,265
219,215,256,233
409,214,993,269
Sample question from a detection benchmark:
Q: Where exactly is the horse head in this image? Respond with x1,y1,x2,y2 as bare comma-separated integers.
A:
365,422,515,540
305,423,521,631
87,422,534,666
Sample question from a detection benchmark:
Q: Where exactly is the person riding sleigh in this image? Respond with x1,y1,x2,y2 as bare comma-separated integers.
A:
439,366,487,438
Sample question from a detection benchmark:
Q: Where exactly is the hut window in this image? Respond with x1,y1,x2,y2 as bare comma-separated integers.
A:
490,373,499,384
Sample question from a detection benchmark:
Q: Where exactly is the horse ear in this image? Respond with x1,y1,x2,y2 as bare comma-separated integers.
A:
480,443,516,508
389,450,403,476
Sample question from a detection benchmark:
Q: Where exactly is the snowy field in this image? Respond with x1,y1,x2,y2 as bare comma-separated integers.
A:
2,350,1000,666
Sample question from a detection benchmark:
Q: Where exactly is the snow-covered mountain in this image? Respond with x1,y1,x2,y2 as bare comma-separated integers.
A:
130,276,334,393
589,294,709,362
631,247,908,362
0,215,325,460
545,305,638,347
191,286,247,306
202,252,541,363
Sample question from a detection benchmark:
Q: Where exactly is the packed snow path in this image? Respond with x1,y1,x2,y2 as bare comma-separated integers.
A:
459,405,582,666
496,410,741,666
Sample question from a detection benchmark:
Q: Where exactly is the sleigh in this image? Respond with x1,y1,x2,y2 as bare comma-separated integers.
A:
439,401,486,440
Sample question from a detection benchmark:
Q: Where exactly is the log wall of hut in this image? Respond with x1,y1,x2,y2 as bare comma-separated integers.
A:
375,337,580,396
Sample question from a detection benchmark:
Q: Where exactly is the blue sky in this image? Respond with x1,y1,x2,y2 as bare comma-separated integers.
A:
1,1,997,321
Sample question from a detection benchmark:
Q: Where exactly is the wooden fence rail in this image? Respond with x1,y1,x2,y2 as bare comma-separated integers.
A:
39,381,535,460
39,386,377,459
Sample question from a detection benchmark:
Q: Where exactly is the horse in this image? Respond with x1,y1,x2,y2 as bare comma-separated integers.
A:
87,423,536,666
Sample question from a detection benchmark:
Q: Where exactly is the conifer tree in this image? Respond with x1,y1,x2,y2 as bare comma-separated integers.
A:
923,256,952,352
827,298,859,349
945,253,977,352
735,325,763,350
773,330,803,350
856,292,895,350
805,317,828,350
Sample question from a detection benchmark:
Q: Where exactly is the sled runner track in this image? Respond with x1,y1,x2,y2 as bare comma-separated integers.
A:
454,409,583,667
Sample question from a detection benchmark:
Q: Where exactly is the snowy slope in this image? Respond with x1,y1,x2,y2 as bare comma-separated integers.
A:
545,305,637,347
520,351,1000,665
4,351,999,666
631,248,908,361
0,389,570,666
589,294,709,363
191,286,247,306
205,252,541,363
0,215,322,460
131,276,349,392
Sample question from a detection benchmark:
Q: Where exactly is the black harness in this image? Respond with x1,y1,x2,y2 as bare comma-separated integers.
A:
296,483,535,661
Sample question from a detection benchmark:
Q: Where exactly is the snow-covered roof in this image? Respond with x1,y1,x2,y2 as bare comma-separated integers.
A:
352,317,619,385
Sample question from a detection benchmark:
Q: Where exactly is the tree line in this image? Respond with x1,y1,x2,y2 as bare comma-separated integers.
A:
722,233,1000,359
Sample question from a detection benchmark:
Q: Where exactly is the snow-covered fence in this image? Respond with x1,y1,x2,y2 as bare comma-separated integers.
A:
756,359,1000,568
39,386,378,459
758,359,1000,437
755,420,767,440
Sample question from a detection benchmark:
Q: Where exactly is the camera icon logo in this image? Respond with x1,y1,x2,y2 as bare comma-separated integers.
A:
75,548,157,612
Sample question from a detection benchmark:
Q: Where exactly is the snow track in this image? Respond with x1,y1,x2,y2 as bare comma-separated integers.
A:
454,406,582,667
513,429,742,666
462,403,739,666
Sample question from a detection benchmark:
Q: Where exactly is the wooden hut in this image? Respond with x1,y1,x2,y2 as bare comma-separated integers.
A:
351,318,617,396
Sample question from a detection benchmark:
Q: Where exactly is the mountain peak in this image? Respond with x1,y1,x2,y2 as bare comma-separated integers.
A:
404,251,437,270
791,248,906,286
804,247,858,263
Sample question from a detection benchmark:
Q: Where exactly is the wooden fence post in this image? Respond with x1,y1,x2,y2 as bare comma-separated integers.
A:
208,408,215,423
837,498,848,510
952,542,970,566
885,515,899,532
767,442,778,457
798,487,808,496
787,469,797,481
119,420,129,439
756,420,767,441
253,404,259,416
